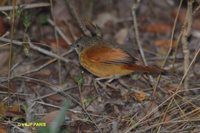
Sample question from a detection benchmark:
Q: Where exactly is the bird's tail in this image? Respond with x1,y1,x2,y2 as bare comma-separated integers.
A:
124,64,167,75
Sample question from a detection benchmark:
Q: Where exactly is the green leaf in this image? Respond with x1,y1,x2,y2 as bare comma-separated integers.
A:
74,73,84,87
23,15,31,32
49,100,70,133
38,127,50,133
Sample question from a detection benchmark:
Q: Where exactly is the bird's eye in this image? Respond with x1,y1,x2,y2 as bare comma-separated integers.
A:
76,43,80,47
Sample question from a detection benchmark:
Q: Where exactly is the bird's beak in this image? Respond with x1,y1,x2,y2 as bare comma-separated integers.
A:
69,43,80,55
69,42,76,51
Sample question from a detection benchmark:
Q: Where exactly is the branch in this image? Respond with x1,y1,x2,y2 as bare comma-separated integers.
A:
0,3,50,11
0,37,72,63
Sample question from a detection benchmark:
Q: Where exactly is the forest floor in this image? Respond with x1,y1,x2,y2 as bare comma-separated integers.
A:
0,0,200,132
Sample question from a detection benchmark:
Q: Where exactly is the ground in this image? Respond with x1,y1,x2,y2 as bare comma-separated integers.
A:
0,0,200,133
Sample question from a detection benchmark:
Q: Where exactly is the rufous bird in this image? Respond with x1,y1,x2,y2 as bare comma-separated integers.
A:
72,35,166,78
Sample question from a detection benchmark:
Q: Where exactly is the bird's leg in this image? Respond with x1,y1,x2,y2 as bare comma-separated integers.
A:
95,75,120,88
94,79,106,89
93,76,121,98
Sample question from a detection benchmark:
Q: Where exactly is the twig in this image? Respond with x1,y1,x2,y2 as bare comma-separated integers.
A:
7,121,28,133
0,3,50,11
0,49,74,83
193,4,200,15
124,46,200,133
8,0,17,97
157,1,195,129
155,20,183,132
17,75,102,133
181,0,193,90
33,86,76,101
64,0,91,36
131,0,147,67
152,0,183,96
48,19,71,45
166,48,200,132
0,91,31,96
131,0,154,84
0,37,72,63
49,0,62,84
166,47,200,108
136,118,200,132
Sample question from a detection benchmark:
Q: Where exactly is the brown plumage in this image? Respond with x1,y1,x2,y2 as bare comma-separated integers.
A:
73,35,165,77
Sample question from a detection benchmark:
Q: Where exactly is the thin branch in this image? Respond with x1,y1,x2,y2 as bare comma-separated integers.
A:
7,0,17,97
124,46,200,133
131,0,147,66
64,0,91,36
0,49,74,83
49,0,62,85
0,3,50,11
0,37,72,63
131,0,154,84
153,0,183,96
18,75,103,133
48,19,71,45
181,0,193,90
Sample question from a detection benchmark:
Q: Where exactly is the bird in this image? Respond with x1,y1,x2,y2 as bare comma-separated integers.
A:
72,35,166,78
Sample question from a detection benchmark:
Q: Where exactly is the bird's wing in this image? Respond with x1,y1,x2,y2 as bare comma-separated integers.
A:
83,45,137,64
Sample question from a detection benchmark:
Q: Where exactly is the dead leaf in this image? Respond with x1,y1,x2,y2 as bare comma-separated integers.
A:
42,110,60,125
193,20,200,31
6,104,23,116
132,91,148,102
94,13,117,28
142,23,172,34
0,102,24,118
114,28,128,44
154,40,177,49
0,128,7,133
0,0,7,6
122,90,148,102
0,102,6,116
171,9,200,31
46,94,65,103
45,38,69,50
154,39,177,55
171,9,186,23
